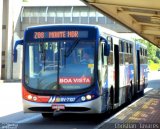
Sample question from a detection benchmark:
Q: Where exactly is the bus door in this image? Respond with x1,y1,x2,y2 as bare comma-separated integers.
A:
114,44,119,103
137,50,140,91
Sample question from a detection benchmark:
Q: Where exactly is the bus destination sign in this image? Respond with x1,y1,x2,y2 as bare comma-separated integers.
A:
34,31,88,39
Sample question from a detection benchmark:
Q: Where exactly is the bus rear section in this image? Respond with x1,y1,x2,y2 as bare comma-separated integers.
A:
134,42,148,95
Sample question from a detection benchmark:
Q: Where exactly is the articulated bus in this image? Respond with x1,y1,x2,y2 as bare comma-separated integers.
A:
14,24,148,118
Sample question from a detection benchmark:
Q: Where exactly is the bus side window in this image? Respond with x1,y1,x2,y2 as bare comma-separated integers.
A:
129,43,133,64
145,49,147,56
144,49,148,64
140,48,142,55
124,41,128,64
119,40,124,64
101,39,107,66
124,41,133,64
101,42,104,65
107,36,113,51
130,44,132,54
107,36,113,65
141,48,147,64
126,42,129,53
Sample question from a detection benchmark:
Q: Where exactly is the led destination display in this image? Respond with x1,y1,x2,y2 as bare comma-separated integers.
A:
34,31,88,39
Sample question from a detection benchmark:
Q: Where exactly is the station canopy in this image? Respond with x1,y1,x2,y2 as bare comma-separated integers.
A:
82,0,160,48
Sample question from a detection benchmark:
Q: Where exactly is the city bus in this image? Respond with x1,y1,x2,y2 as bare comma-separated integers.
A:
13,24,148,118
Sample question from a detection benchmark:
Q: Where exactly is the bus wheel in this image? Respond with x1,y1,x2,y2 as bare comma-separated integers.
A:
139,89,144,96
41,113,54,118
127,88,132,103
140,78,145,96
128,81,133,103
109,86,114,112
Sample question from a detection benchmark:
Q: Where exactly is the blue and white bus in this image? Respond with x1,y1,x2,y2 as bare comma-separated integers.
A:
14,24,148,118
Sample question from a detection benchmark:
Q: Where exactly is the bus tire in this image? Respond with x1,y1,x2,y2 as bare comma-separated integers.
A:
140,78,145,96
109,86,114,111
139,88,144,96
41,113,54,118
140,89,144,96
128,81,133,103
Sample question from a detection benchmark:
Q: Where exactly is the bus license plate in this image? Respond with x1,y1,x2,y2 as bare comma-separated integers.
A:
52,104,65,110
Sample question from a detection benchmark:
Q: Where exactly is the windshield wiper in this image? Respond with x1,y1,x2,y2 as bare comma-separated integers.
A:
40,44,46,71
65,39,79,57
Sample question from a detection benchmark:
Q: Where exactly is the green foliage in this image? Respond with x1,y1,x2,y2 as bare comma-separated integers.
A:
156,49,160,59
149,63,160,71
148,60,153,65
152,57,160,64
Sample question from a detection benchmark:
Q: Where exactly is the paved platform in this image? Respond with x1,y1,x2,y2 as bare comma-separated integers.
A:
98,89,160,129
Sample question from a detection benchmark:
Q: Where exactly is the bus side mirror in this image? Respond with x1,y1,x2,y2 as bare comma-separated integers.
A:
13,40,23,62
100,37,110,56
104,42,110,56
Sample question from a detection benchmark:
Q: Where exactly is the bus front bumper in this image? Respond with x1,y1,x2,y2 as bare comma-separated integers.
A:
23,96,102,114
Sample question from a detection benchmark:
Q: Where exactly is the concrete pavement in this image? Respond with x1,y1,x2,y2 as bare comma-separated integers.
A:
0,82,23,117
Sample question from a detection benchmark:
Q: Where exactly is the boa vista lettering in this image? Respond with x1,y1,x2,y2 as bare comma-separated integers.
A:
59,77,91,84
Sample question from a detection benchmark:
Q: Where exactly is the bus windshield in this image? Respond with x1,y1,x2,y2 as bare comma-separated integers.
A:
24,40,95,91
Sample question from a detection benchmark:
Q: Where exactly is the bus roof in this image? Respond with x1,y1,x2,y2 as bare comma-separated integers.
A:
25,24,98,31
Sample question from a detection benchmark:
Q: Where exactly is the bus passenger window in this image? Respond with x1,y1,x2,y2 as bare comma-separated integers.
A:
107,36,113,51
119,40,124,64
119,40,123,52
126,43,129,53
143,49,145,56
130,44,132,54
107,36,113,65
119,53,123,65
108,52,113,65
145,49,147,56
140,48,143,55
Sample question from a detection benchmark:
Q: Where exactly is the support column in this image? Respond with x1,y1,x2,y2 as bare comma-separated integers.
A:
5,0,14,80
0,0,3,80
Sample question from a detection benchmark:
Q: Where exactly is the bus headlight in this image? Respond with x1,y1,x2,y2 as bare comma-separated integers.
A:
86,95,92,100
81,96,86,101
27,95,33,100
33,96,37,101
